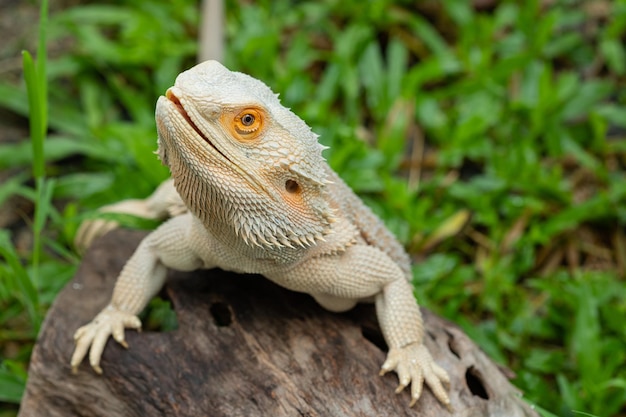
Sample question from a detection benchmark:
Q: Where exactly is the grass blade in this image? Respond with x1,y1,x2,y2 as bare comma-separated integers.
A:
21,51,44,179
0,231,41,332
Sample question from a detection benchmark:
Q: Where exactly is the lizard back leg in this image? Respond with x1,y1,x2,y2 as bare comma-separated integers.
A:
75,179,185,252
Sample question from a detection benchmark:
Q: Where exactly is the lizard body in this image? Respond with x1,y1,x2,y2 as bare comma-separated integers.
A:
71,60,450,407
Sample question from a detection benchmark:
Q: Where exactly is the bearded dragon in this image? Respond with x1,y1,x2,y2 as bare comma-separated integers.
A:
70,60,451,408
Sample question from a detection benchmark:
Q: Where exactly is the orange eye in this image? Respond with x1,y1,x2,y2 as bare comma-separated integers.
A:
233,108,264,138
220,107,266,142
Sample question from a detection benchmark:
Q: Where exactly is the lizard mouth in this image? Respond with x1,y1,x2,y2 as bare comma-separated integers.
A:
165,89,231,162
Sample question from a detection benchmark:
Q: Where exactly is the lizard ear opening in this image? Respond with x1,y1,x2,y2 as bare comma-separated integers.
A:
285,179,300,194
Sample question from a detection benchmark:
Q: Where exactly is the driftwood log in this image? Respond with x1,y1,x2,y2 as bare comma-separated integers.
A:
19,229,538,417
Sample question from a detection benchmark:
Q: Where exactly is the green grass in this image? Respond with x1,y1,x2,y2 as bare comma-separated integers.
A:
1,0,625,416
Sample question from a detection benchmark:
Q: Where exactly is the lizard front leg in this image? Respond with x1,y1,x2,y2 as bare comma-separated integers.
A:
71,213,205,374
270,245,450,407
376,277,450,407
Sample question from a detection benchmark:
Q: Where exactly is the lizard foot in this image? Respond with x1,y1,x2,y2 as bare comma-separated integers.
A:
380,342,451,407
71,305,142,374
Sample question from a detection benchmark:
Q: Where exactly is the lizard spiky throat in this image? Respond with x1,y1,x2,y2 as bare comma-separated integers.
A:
156,60,335,251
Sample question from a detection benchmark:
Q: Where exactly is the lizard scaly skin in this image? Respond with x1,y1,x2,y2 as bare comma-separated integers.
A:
70,61,451,407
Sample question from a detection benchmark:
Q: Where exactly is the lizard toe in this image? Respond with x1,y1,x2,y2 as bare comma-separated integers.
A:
70,305,142,374
382,343,450,407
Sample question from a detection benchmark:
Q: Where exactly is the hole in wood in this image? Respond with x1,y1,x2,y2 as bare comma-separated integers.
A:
210,302,233,327
465,366,489,399
361,325,386,352
446,331,461,359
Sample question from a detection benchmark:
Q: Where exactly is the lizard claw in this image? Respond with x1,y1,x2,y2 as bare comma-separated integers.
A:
71,305,142,374
381,343,450,407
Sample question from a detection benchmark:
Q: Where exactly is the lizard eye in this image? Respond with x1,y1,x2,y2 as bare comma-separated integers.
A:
221,107,266,142
232,108,264,138
241,113,255,126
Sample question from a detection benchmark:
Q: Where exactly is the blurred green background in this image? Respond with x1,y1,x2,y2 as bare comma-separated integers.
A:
0,0,625,416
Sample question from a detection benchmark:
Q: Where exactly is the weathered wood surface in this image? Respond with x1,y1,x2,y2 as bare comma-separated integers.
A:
19,229,538,417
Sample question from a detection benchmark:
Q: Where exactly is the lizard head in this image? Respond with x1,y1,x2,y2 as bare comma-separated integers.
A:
155,60,334,249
